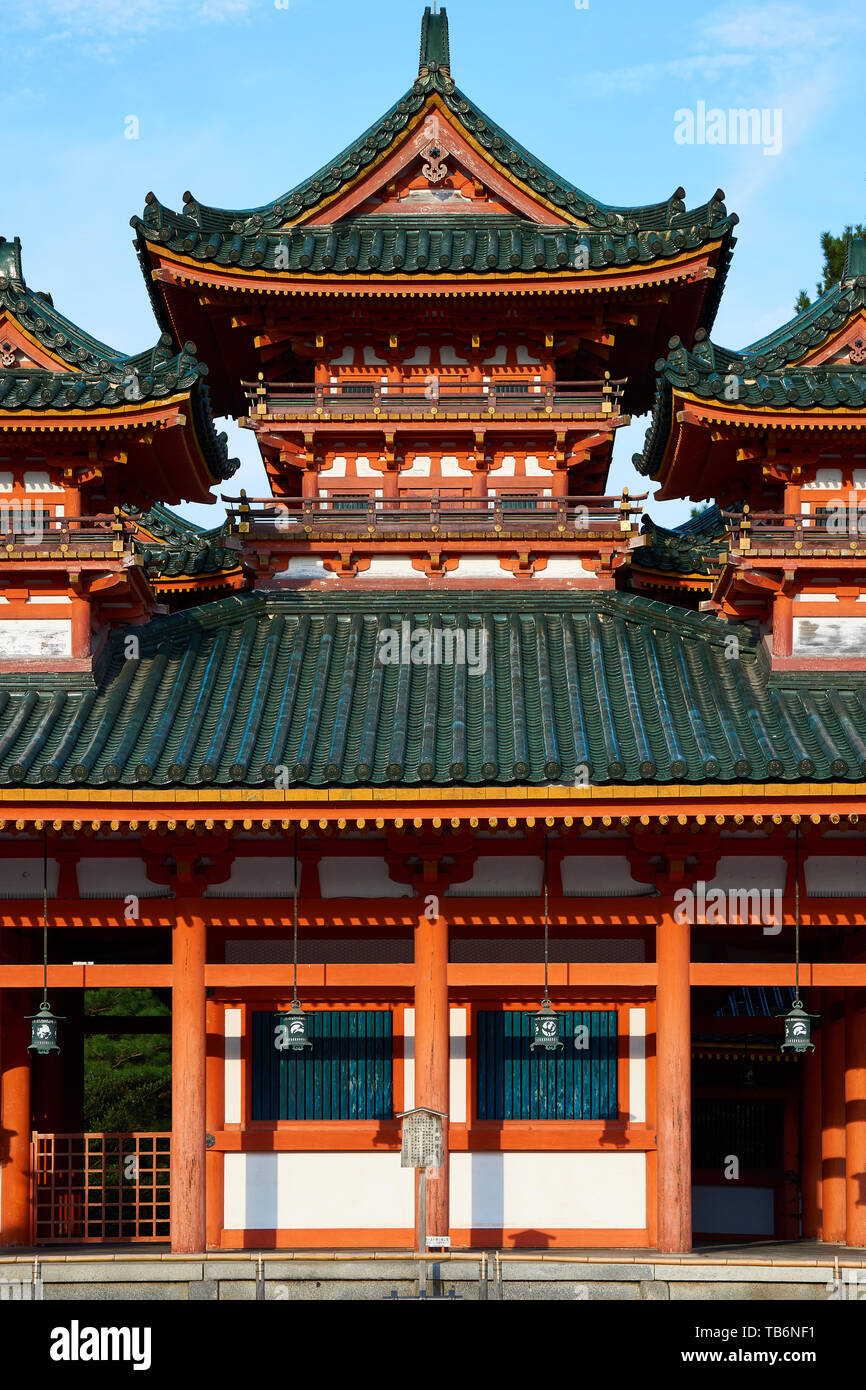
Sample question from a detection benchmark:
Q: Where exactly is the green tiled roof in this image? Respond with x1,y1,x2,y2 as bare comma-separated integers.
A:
634,505,730,579
636,245,866,478
0,236,237,481
2,590,865,790
124,504,245,586
131,11,736,285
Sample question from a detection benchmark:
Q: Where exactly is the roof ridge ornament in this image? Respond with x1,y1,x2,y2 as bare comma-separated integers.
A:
419,4,450,77
0,235,24,288
842,232,866,286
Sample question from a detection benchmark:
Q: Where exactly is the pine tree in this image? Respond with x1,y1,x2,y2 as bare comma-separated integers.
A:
796,225,866,312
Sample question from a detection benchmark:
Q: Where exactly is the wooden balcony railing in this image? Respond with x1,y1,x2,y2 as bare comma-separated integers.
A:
724,505,866,554
222,490,646,538
243,375,625,422
0,510,133,557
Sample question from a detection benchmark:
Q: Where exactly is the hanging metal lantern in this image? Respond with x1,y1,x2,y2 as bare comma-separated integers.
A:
27,1001,64,1055
778,999,818,1054
530,1000,563,1052
530,836,562,1052
280,999,313,1053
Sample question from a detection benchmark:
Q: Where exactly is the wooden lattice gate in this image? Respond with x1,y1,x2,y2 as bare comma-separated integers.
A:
32,1133,171,1243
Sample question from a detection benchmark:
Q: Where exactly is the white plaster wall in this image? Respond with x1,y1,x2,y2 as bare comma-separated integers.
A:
440,455,471,476
541,557,595,579
805,855,866,896
204,856,298,898
361,557,418,580
802,468,843,490
0,619,71,656
0,858,60,897
76,858,170,898
23,471,64,492
450,1006,467,1124
450,1152,646,1230
318,856,413,898
561,856,654,896
224,1009,242,1124
273,557,336,581
224,1152,414,1230
449,557,506,578
450,855,542,896
692,1185,774,1235
318,456,347,478
793,615,866,656
354,456,379,477
706,856,787,891
403,1007,415,1110
628,1009,646,1123
401,455,431,477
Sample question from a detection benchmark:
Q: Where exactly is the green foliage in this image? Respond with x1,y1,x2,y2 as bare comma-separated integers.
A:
797,224,866,311
83,989,171,1132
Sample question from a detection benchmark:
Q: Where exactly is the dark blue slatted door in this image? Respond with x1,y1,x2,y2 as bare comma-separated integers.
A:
476,1010,618,1119
252,1011,393,1120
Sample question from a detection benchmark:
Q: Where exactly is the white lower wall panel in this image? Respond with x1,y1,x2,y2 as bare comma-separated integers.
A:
224,1152,414,1230
450,1151,646,1230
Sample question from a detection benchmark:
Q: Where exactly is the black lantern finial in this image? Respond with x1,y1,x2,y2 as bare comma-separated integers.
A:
282,829,312,1052
531,835,563,1052
28,827,63,1053
779,824,819,1053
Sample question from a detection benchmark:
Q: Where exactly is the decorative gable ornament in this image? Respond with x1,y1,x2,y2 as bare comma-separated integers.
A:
421,142,449,184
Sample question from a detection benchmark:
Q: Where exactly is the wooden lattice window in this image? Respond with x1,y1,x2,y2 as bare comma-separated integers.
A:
251,1010,394,1120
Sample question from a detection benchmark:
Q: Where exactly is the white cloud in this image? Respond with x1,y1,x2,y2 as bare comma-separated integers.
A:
576,2,864,100
6,0,258,41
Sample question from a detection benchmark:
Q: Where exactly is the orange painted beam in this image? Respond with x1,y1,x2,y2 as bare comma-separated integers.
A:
0,966,173,988
690,965,866,987
4,897,866,930
207,1123,657,1153
4,963,866,991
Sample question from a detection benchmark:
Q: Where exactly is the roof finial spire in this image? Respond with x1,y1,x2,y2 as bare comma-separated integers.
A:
419,5,450,76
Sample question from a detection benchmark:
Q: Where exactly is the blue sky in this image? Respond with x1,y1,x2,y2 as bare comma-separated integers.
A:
4,0,865,528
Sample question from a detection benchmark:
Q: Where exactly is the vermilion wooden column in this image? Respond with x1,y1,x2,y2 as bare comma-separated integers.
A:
171,908,207,1254
822,990,847,1244
0,991,33,1246
656,911,691,1253
845,989,866,1247
802,1032,822,1238
205,999,224,1251
414,901,449,1247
